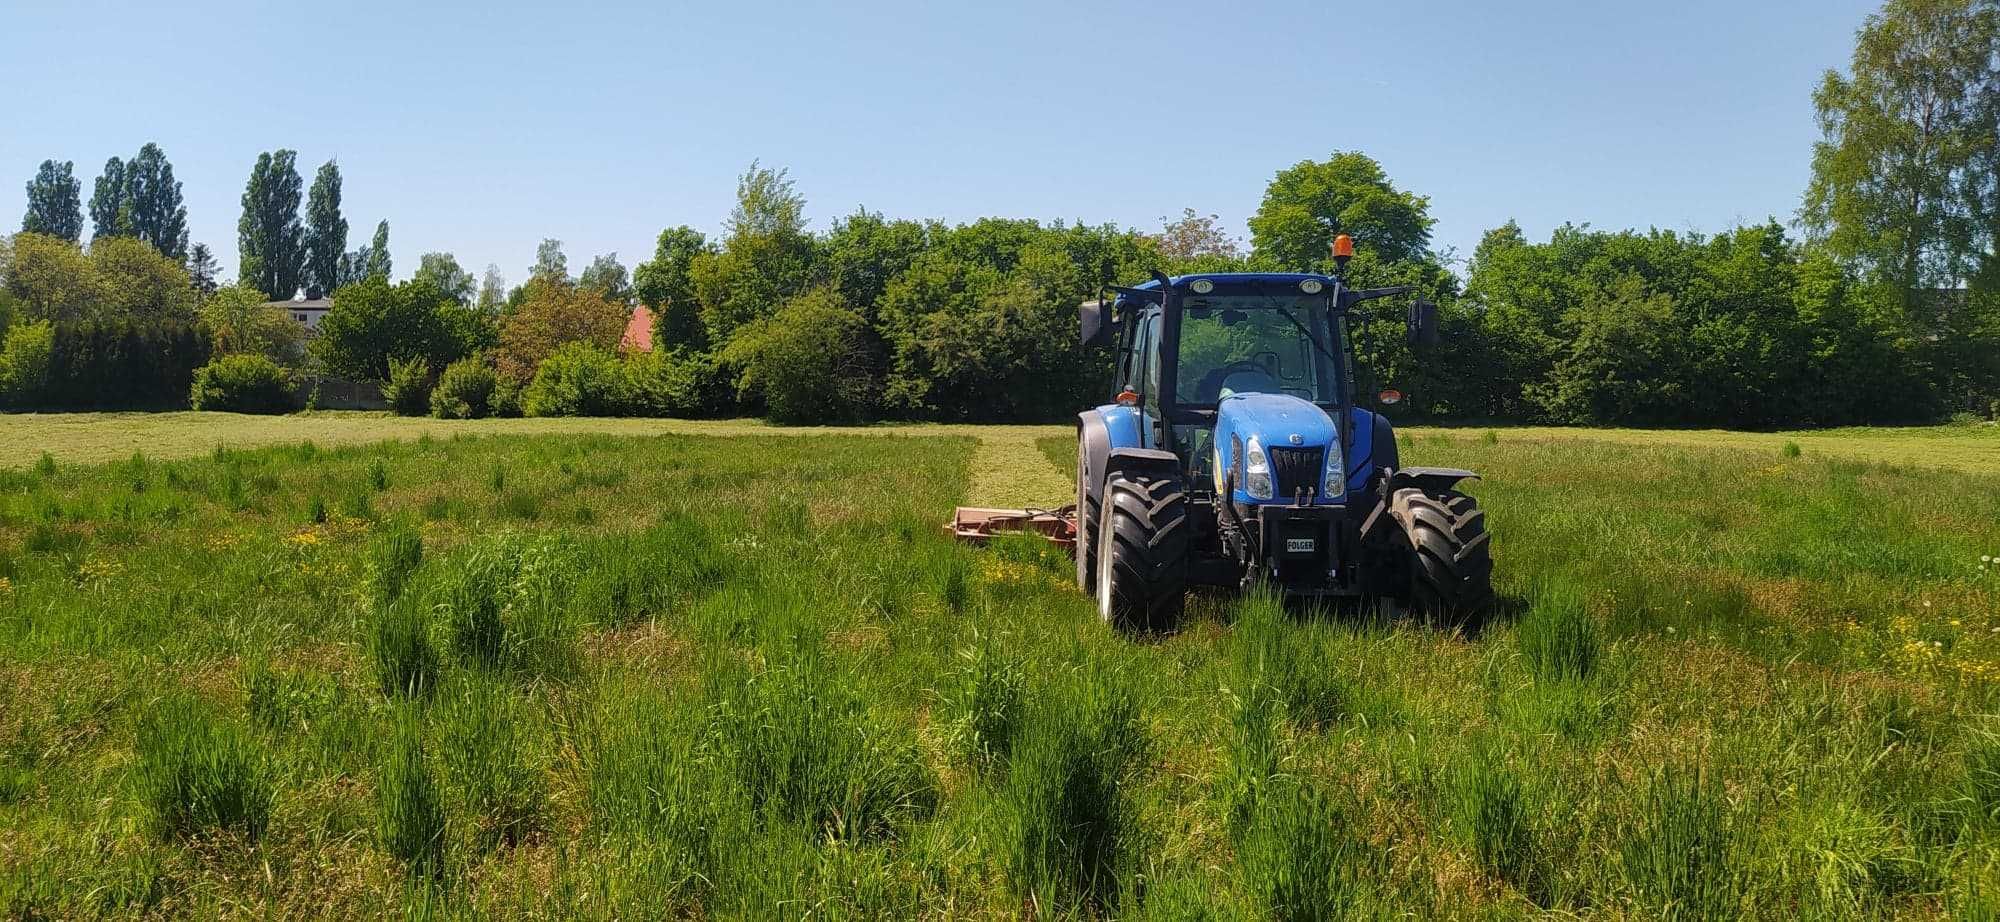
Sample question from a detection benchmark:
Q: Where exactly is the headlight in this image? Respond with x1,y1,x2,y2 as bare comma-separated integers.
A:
1324,443,1346,497
1244,435,1273,500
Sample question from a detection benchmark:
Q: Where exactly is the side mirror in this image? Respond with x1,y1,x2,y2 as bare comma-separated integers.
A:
1407,299,1440,348
1080,299,1117,348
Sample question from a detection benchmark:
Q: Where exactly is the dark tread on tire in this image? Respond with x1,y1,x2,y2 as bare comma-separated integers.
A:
1100,471,1189,631
1390,487,1493,624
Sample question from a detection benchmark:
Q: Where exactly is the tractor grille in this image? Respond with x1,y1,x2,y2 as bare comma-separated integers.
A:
1267,446,1324,502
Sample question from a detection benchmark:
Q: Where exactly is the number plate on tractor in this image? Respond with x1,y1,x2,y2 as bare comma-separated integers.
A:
1285,537,1316,554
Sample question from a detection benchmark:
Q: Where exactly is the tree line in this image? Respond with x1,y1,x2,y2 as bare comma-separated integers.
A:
4,0,1997,426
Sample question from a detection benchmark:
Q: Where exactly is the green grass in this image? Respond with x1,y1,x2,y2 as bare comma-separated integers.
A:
1,422,1999,917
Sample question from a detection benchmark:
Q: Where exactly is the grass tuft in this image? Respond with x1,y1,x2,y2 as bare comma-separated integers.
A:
439,676,545,852
1517,584,1601,681
711,646,935,842
371,595,440,700
369,523,424,612
997,663,1144,914
1446,742,1543,900
1622,764,1735,919
34,452,56,477
132,694,274,843
945,633,1026,772
378,705,448,878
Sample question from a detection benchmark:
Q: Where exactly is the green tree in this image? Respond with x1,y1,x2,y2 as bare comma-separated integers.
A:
238,151,306,300
91,236,197,324
632,226,711,348
818,210,931,318
691,161,816,345
721,287,876,423
364,220,392,280
3,232,100,324
494,277,626,382
1804,0,2000,297
532,238,569,282
187,243,220,301
22,160,83,242
579,252,630,306
1248,152,1435,271
1155,208,1244,269
304,161,348,299
200,284,302,361
413,252,475,304
310,277,469,380
89,157,129,240
477,265,507,315
124,143,189,261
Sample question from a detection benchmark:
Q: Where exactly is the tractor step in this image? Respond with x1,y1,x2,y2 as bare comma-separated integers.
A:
947,505,1078,548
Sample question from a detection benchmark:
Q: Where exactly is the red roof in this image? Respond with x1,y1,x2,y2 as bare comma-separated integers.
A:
621,305,655,353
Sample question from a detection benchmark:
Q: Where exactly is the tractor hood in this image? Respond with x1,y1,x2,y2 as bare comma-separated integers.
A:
1212,393,1344,504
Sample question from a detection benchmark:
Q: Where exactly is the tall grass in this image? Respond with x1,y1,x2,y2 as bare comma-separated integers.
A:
1446,742,1544,902
1516,582,1601,682
1236,778,1377,921
439,676,545,852
945,632,1026,772
1622,764,1736,919
369,523,424,612
709,646,936,842
370,594,439,700
379,705,448,878
996,662,1145,914
132,694,274,843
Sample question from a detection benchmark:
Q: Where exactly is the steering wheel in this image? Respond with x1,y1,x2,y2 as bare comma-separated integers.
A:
1200,360,1275,400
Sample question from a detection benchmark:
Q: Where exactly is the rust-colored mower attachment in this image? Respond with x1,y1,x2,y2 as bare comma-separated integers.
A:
947,505,1078,549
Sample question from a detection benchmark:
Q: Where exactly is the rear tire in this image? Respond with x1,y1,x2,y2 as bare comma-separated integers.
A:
1389,487,1493,628
1096,470,1188,631
1075,439,1100,592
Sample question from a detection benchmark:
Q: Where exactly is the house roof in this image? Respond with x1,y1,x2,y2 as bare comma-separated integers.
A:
621,305,655,353
266,298,333,311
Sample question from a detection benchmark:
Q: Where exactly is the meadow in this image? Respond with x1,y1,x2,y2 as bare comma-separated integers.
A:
1,419,1998,918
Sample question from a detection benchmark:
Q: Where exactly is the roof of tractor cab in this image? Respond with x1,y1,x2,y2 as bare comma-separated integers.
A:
1113,272,1337,306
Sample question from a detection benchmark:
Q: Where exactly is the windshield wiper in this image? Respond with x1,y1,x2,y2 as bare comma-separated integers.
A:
1249,283,1346,375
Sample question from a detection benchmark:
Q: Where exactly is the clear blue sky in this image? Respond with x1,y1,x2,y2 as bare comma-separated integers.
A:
3,0,1876,286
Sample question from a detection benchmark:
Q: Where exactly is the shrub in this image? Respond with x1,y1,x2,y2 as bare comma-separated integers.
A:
0,319,54,406
430,356,497,419
490,376,523,418
379,705,448,877
523,342,628,417
132,695,274,843
721,288,877,424
189,354,297,413
46,319,211,410
382,355,433,417
623,348,730,418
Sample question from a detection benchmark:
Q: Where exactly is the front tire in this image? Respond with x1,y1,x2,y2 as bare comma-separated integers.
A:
1390,487,1493,627
1096,470,1188,631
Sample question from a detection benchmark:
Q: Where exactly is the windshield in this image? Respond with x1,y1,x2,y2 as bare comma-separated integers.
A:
1174,293,1338,405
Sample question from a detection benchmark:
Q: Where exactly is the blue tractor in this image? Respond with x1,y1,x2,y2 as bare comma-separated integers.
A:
1071,238,1492,629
